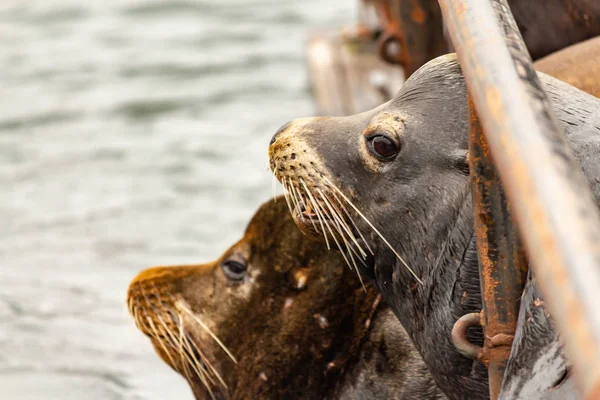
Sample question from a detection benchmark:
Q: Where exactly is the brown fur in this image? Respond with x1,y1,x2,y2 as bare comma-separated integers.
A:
534,35,600,98
127,197,445,400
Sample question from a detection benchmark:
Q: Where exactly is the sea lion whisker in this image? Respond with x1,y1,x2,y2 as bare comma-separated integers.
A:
139,286,161,318
345,244,367,291
322,205,369,271
139,286,164,338
177,316,200,390
129,302,142,331
327,214,365,287
154,314,214,396
179,331,218,388
346,240,369,269
171,316,215,395
298,181,320,234
322,176,423,284
287,179,302,214
285,180,298,213
156,320,190,372
303,185,334,251
327,189,374,255
146,315,180,369
313,190,359,256
179,302,238,364
298,179,326,234
183,331,228,389
287,178,299,207
317,188,367,259
150,284,177,321
315,191,366,289
155,310,185,353
298,179,331,249
183,342,216,399
281,181,295,218
132,302,144,331
271,165,278,201
141,287,211,392
161,288,230,368
288,186,301,219
311,199,355,273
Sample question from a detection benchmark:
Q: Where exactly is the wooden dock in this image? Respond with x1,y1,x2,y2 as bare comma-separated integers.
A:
305,28,404,116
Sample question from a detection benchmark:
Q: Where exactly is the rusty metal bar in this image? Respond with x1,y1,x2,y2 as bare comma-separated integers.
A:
468,97,528,399
390,0,448,76
439,0,600,397
366,0,448,76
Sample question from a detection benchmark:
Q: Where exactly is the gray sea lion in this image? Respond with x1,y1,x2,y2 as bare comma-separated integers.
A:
268,54,600,399
127,197,445,400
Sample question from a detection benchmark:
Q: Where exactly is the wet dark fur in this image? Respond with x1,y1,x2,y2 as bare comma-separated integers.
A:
269,55,600,399
128,197,445,400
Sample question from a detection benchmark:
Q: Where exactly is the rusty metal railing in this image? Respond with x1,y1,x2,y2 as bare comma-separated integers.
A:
467,96,529,399
363,0,448,76
438,0,600,399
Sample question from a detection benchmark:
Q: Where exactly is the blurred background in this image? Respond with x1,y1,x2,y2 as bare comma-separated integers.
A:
0,1,354,398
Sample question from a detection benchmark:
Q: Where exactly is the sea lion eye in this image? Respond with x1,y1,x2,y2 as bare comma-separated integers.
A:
222,260,247,281
366,134,399,161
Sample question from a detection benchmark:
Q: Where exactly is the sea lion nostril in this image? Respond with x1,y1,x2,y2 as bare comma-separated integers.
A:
270,121,292,145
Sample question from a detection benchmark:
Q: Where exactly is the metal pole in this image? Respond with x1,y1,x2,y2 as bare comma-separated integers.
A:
439,0,600,397
366,0,448,76
468,96,528,399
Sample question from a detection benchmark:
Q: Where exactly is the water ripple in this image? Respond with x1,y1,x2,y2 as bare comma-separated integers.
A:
0,1,354,399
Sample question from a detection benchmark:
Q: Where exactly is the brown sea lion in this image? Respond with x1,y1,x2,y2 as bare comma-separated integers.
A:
127,197,445,400
269,54,600,399
507,0,600,61
534,35,600,98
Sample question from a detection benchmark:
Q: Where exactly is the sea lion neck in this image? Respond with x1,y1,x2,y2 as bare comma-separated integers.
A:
375,182,473,313
372,189,488,400
371,180,477,334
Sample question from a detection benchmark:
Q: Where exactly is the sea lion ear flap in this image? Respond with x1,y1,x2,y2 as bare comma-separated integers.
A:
452,149,470,176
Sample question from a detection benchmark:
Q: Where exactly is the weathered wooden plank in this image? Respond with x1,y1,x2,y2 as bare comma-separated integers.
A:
305,30,404,116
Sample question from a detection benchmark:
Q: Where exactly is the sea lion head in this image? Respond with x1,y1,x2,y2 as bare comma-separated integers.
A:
268,54,471,287
127,197,378,399
268,53,485,398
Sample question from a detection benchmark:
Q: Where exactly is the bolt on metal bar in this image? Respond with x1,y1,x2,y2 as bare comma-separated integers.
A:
468,96,528,400
438,0,600,398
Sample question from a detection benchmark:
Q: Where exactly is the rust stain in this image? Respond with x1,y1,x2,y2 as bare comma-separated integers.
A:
467,95,527,400
410,5,426,24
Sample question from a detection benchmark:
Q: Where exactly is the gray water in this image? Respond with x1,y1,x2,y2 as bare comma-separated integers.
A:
0,1,354,398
